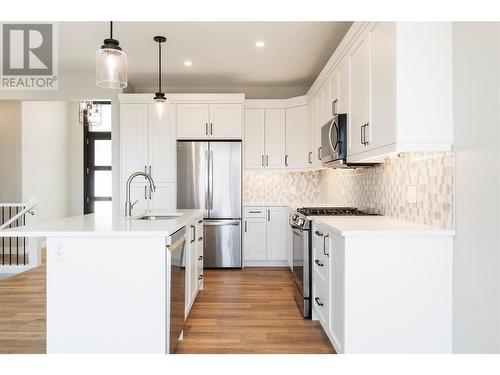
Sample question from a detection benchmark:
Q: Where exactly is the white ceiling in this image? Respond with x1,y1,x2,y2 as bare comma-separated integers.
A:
60,22,352,98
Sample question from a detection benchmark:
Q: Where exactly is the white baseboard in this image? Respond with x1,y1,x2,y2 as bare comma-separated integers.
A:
244,260,289,267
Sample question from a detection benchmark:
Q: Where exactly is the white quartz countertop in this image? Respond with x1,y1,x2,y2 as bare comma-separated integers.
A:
0,209,206,238
313,216,455,237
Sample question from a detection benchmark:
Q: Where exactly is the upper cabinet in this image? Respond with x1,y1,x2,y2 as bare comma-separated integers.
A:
348,22,453,162
307,22,453,164
120,102,175,183
177,102,242,139
244,98,309,170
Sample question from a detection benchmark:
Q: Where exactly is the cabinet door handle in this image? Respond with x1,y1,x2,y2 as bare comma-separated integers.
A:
244,220,247,232
144,186,147,199
198,256,203,260
198,219,203,224
315,297,324,307
317,147,321,160
364,122,369,146
198,236,203,241
308,151,312,164
314,230,324,237
261,155,265,167
190,225,196,243
361,124,364,145
267,209,270,222
210,122,213,135
285,154,289,167
149,165,152,176
149,186,152,200
314,259,324,267
198,275,204,280
323,234,330,257
266,155,269,167
205,122,208,135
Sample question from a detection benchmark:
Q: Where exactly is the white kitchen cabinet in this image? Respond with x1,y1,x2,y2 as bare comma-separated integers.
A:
149,104,175,183
176,103,210,139
243,206,288,265
185,215,204,318
346,22,453,162
243,217,267,261
337,60,349,114
209,103,242,138
309,94,321,168
149,183,176,212
285,105,309,169
244,109,266,169
266,207,287,261
120,104,149,182
176,103,242,139
120,100,176,212
328,71,339,116
311,219,453,353
348,36,370,157
265,109,286,168
367,22,396,151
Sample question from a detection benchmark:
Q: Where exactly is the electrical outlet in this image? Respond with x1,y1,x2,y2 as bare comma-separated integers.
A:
54,242,66,260
407,186,417,204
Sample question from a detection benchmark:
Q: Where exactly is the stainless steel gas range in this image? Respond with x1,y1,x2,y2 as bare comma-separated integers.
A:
289,207,378,318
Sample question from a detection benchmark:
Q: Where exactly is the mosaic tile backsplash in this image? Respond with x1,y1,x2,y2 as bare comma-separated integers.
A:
244,152,454,229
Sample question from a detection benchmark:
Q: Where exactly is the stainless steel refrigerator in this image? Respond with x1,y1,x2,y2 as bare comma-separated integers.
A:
177,141,242,268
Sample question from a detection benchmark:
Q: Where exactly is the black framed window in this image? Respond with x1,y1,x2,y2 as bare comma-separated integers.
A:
84,101,112,214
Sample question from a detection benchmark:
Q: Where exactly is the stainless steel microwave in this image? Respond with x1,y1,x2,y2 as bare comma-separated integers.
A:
320,113,347,167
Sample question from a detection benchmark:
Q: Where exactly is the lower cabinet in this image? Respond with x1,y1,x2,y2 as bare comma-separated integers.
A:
311,220,453,354
243,206,289,266
185,215,204,318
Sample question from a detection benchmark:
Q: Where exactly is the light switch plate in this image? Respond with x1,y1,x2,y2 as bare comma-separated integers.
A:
407,186,417,204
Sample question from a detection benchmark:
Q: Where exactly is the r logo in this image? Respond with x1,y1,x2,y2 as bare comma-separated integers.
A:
2,23,53,75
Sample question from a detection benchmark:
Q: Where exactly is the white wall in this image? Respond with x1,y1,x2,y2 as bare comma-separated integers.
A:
21,102,71,222
68,102,84,216
452,22,500,353
0,101,22,202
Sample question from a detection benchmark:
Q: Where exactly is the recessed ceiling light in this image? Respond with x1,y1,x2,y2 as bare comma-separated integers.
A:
184,60,192,67
255,40,265,48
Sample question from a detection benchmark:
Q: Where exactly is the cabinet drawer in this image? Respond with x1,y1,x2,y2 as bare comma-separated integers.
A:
313,246,329,283
313,269,329,328
244,207,266,218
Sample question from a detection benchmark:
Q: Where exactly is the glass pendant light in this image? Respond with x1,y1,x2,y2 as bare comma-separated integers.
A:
96,21,127,89
153,36,167,102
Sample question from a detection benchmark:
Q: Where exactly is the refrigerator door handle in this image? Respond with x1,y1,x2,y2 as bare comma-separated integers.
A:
209,150,214,210
205,150,210,210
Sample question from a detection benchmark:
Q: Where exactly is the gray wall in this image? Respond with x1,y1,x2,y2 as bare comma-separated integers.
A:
453,22,500,353
0,101,22,203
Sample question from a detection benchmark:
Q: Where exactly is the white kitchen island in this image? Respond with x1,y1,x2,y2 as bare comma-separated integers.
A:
0,209,205,354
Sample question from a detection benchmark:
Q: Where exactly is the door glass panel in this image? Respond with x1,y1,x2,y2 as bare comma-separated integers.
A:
94,170,112,197
94,201,112,216
94,140,112,166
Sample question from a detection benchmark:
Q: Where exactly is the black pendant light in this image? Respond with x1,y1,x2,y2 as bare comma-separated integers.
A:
96,21,127,89
153,36,167,102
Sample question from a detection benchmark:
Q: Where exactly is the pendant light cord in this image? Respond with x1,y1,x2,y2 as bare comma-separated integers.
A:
110,21,113,39
158,41,162,93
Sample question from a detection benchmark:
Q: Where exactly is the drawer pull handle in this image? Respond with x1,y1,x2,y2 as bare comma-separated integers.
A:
198,275,203,280
198,237,203,241
198,256,203,261
314,259,324,267
248,210,261,213
315,297,324,307
198,219,203,224
314,230,324,237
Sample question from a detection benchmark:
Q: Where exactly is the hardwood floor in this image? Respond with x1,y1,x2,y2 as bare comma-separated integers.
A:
0,256,333,354
176,268,335,354
0,252,45,354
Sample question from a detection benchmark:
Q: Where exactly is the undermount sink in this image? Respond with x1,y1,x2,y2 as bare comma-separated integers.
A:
135,214,182,221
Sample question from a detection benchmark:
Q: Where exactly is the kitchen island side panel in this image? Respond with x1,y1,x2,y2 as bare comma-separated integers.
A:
46,236,168,353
